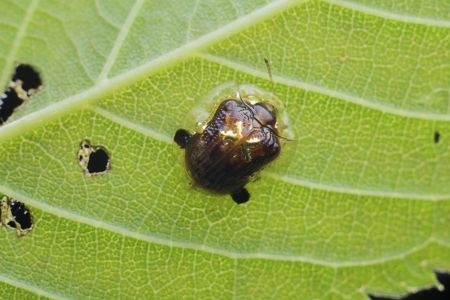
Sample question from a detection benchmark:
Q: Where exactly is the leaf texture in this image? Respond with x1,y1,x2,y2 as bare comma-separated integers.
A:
0,0,449,299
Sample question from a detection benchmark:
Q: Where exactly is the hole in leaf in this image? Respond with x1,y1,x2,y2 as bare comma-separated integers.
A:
434,131,441,144
0,64,42,124
1,196,33,236
78,140,111,176
87,148,110,174
12,64,42,92
10,200,33,230
0,88,23,124
370,272,450,300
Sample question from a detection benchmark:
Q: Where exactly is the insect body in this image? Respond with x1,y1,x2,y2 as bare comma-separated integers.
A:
0,196,33,237
174,95,281,204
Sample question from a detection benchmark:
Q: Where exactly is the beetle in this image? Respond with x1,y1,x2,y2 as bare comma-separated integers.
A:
174,91,281,204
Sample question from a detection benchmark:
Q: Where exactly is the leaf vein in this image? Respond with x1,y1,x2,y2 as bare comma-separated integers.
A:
0,273,66,300
323,0,450,28
0,0,40,88
0,0,301,141
199,53,450,121
97,0,146,83
0,184,438,267
91,105,450,201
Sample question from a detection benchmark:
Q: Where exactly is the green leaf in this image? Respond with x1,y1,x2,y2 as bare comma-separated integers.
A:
0,0,449,299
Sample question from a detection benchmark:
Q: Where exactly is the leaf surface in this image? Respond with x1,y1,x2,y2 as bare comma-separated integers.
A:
0,0,449,299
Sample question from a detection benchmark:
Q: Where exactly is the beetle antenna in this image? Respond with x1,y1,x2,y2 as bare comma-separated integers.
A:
264,58,273,82
236,85,255,113
237,61,292,142
274,131,293,141
263,58,293,141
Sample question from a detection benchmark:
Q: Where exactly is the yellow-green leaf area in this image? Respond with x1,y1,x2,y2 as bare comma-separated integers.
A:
340,0,450,23
208,0,450,115
0,0,449,299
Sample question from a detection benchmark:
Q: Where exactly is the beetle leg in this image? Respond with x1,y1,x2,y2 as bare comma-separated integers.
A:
231,188,250,204
174,129,192,149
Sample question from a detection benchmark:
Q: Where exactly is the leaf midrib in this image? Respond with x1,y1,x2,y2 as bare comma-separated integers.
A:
0,181,441,268
326,0,450,28
2,240,447,300
0,0,300,141
0,273,65,300
2,0,449,144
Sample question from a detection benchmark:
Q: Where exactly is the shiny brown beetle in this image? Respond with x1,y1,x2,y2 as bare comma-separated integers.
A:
174,92,281,204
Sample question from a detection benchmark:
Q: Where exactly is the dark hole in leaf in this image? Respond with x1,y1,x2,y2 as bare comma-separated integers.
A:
10,200,32,230
370,272,450,300
0,88,23,124
87,148,110,174
434,131,441,144
0,63,42,124
12,64,42,92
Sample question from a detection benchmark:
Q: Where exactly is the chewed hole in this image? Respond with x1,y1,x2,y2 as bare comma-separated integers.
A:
435,131,441,144
0,63,42,125
1,197,33,236
12,64,42,91
370,272,450,300
10,200,32,230
77,139,111,176
0,88,23,124
87,148,110,174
